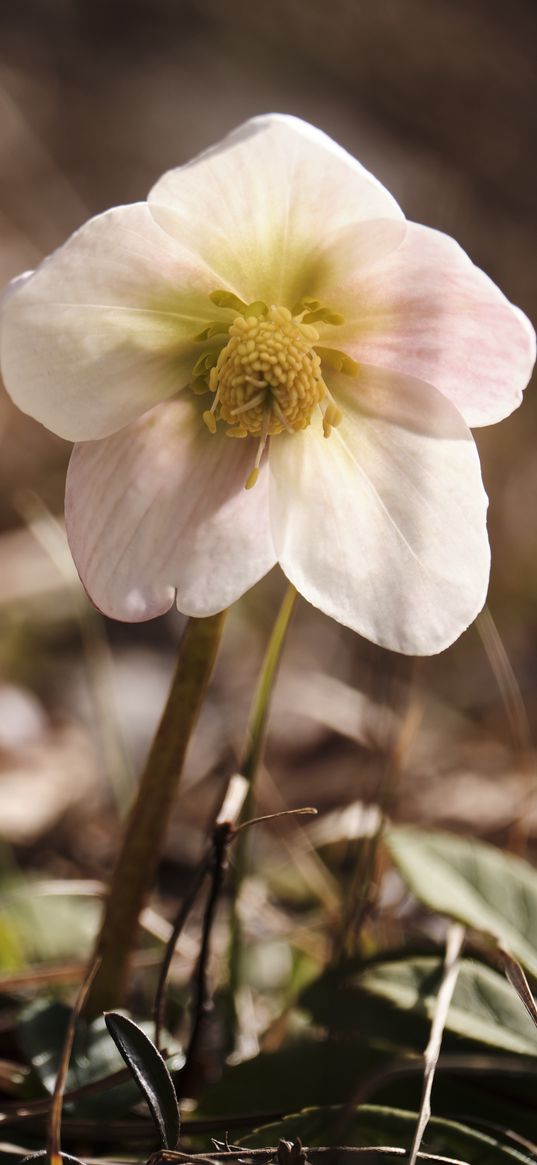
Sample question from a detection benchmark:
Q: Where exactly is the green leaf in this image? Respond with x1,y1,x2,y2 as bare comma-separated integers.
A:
387,827,537,976
104,1011,180,1149
18,999,78,1094
0,883,100,967
241,1104,535,1164
303,956,537,1057
18,1000,122,1095
198,1038,389,1117
16,999,182,1119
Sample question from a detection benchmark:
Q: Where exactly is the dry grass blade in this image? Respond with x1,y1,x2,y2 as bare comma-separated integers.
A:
47,957,101,1165
476,607,532,756
475,607,536,851
15,492,134,814
408,924,465,1165
498,945,537,1028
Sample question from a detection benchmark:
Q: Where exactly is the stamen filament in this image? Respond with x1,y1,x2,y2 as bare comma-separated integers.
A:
245,408,271,490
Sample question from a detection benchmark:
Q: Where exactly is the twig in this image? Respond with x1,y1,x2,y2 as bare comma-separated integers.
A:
153,776,249,1052
408,924,465,1165
47,957,101,1165
235,808,317,832
181,822,233,1090
182,777,249,1092
153,858,211,1051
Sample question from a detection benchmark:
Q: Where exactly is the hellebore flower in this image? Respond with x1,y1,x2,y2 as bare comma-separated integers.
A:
1,115,534,654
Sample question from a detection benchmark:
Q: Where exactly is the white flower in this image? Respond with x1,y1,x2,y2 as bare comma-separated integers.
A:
1,115,534,653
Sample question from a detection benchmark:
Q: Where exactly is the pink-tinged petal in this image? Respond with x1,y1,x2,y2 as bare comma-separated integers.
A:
307,217,407,313
65,397,276,621
0,203,223,442
148,114,404,308
269,367,490,655
335,222,535,427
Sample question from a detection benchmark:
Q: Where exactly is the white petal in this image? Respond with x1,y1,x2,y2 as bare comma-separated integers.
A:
269,368,490,655
336,222,536,427
0,203,221,441
65,396,276,621
148,114,404,307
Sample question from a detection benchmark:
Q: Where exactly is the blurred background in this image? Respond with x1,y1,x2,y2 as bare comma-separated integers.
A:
0,0,536,978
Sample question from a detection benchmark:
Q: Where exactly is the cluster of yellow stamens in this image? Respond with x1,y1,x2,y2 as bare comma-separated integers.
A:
192,292,354,489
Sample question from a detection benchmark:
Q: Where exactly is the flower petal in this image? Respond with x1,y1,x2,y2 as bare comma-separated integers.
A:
148,114,404,308
269,367,490,655
1,203,222,441
335,222,535,427
65,397,276,621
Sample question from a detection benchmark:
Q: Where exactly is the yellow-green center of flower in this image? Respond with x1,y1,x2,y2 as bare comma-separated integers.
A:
208,306,325,439
191,292,357,488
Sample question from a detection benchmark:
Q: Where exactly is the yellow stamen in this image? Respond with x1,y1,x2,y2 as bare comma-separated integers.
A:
271,399,295,434
244,409,271,489
322,401,343,438
191,292,353,469
245,467,260,490
207,305,325,439
231,390,267,416
202,410,217,434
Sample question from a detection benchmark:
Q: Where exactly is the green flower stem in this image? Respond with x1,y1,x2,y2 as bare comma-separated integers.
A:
85,611,227,1019
226,583,297,1042
241,583,298,785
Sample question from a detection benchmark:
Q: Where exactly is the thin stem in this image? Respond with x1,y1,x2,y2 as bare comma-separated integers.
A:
85,611,227,1019
241,584,298,783
226,584,298,1047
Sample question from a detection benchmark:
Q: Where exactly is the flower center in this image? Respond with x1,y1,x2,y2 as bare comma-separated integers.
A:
207,306,326,439
192,294,355,488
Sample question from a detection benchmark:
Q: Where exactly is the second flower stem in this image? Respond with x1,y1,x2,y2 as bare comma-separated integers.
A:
85,611,227,1019
226,583,298,1041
